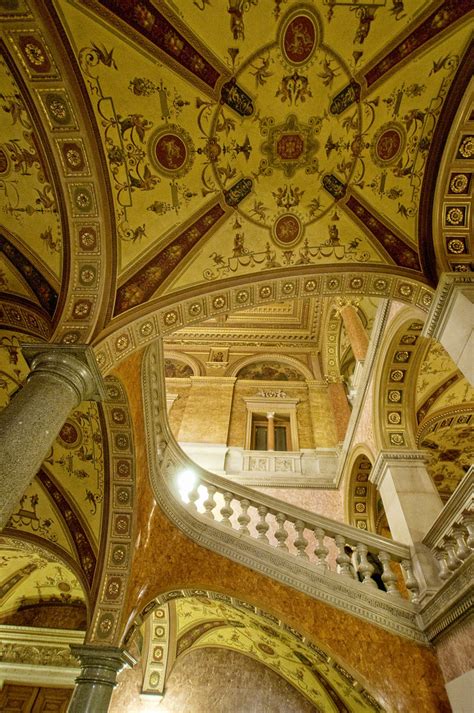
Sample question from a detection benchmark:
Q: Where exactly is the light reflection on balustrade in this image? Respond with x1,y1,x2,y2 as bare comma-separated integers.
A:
180,474,418,602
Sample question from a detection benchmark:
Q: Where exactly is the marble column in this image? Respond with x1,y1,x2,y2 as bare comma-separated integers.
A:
0,345,105,530
267,412,275,451
336,298,369,362
326,376,351,443
422,272,474,385
371,450,443,598
68,645,136,713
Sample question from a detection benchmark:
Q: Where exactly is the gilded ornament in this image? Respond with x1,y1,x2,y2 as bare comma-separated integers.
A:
390,369,404,382
390,433,404,446
446,207,465,225
458,135,474,158
447,238,465,254
388,390,401,402
388,412,401,425
140,321,154,337
449,173,469,193
115,334,130,351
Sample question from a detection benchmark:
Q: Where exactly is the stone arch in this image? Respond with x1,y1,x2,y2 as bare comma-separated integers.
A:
121,589,384,712
372,305,427,451
163,349,204,377
92,270,434,374
344,447,376,532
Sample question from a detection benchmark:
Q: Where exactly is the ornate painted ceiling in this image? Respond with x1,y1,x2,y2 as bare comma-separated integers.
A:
0,0,473,688
0,0,471,359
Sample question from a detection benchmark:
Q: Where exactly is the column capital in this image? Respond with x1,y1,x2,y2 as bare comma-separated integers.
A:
70,644,136,684
324,374,345,384
22,344,106,402
334,296,361,314
370,449,429,488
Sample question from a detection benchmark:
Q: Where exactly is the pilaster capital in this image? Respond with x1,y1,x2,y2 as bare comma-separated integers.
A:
22,344,106,402
334,296,361,314
370,449,429,488
324,374,345,385
70,644,136,685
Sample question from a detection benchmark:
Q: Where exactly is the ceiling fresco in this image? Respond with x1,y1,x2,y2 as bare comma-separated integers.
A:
0,537,86,624
43,0,471,323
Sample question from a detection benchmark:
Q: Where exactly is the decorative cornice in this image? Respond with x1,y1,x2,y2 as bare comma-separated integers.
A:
370,449,429,489
418,558,474,642
0,625,83,684
422,272,474,340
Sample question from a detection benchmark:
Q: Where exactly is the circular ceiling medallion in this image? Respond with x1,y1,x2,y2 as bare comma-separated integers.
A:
210,4,359,232
58,419,82,448
273,213,302,246
371,123,406,167
150,124,194,178
281,12,318,66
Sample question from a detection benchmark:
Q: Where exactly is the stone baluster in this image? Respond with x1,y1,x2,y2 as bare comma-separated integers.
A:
294,520,309,559
313,528,329,572
256,506,270,544
378,550,400,597
452,524,470,561
444,537,462,572
434,549,451,581
220,492,234,527
401,560,420,603
203,485,217,519
238,499,251,535
356,543,377,588
187,481,200,512
335,535,353,577
275,513,289,551
461,513,474,548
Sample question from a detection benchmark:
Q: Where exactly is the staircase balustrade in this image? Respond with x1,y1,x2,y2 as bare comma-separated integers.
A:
171,454,419,603
423,467,473,582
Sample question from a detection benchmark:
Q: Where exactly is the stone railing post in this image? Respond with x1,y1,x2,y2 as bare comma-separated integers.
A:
422,272,474,385
371,450,443,600
68,644,135,713
0,345,105,530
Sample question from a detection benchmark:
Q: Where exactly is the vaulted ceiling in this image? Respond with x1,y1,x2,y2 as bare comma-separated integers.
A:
0,0,473,662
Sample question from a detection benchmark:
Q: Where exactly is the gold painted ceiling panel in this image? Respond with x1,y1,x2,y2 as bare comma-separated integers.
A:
0,541,86,620
0,255,39,303
0,52,62,283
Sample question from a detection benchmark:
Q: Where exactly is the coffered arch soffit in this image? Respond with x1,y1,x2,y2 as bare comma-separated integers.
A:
372,306,427,451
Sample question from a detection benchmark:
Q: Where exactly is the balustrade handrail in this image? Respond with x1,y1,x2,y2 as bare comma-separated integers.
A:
164,415,411,562
145,342,432,642
423,466,473,549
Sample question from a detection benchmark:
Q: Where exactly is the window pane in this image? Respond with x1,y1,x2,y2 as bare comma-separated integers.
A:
255,426,267,451
275,426,287,451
